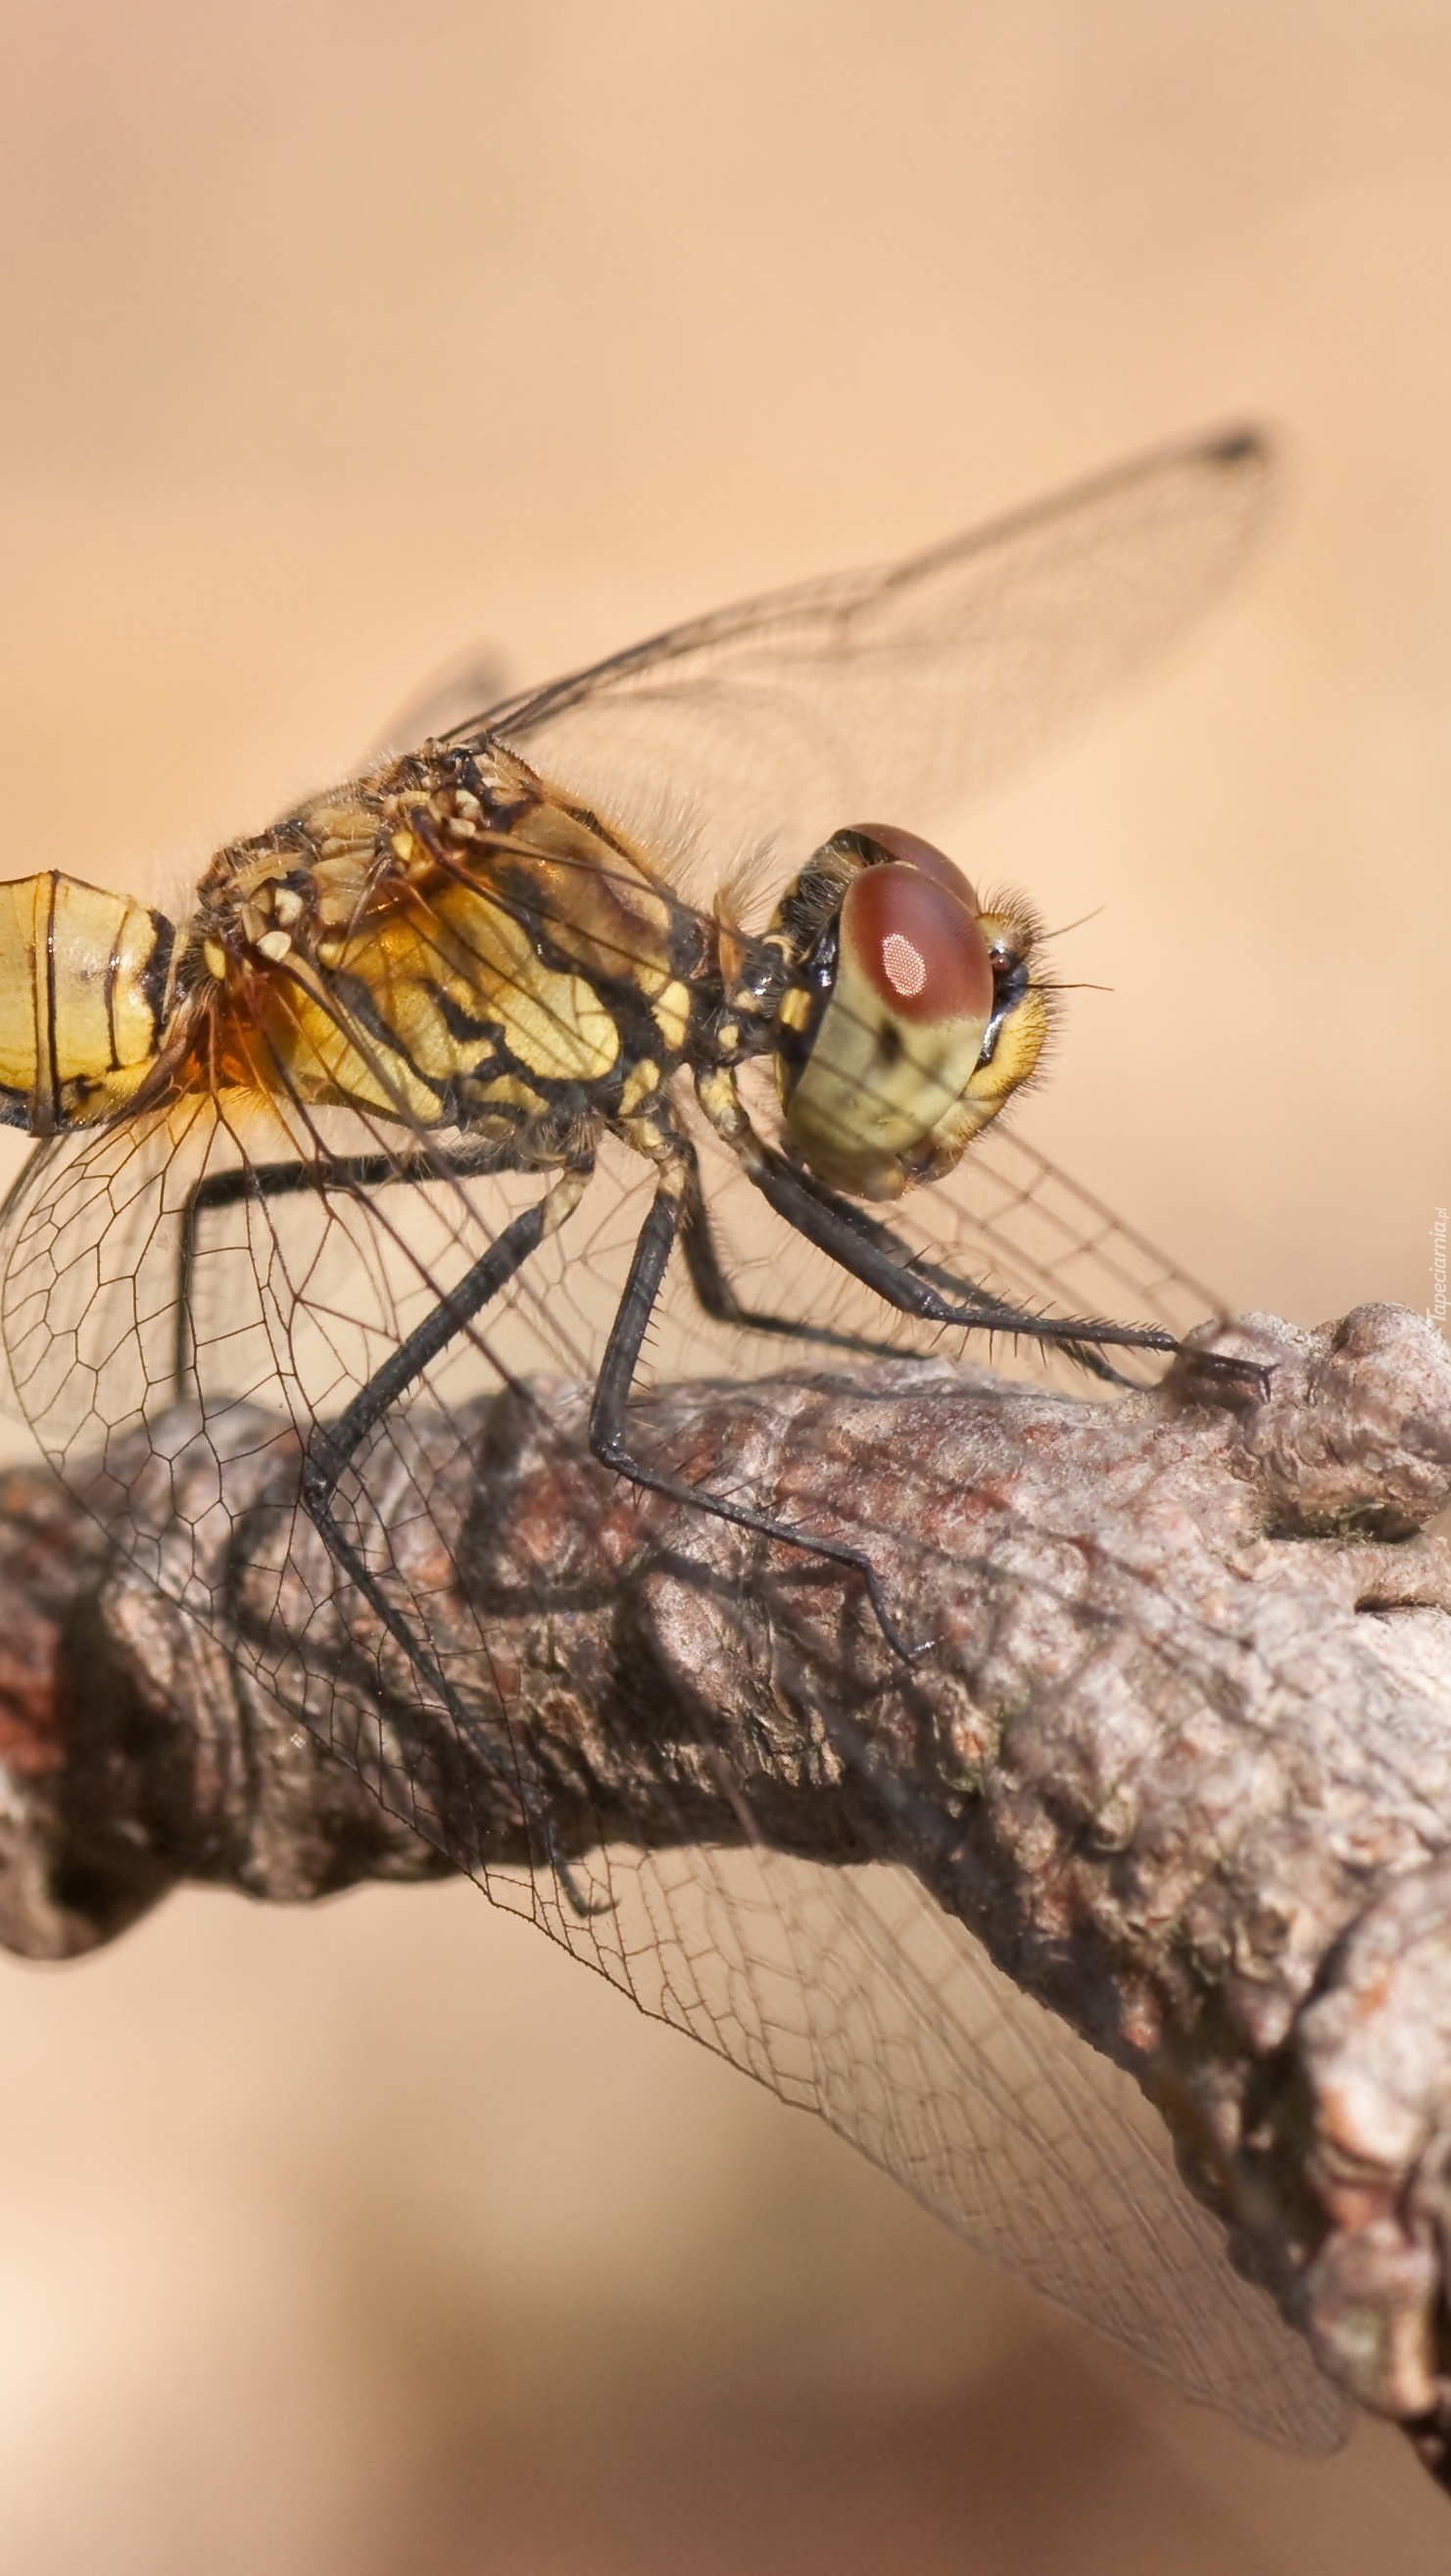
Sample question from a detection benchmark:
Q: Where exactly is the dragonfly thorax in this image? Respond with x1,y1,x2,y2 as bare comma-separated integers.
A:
181,747,709,1145
760,825,1049,1201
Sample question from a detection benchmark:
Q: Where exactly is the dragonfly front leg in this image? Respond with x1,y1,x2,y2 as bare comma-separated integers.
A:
695,1064,1261,1393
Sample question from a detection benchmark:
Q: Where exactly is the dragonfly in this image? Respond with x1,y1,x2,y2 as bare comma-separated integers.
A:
0,423,1349,2451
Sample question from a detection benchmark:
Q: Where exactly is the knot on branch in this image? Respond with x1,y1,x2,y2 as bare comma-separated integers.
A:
1298,1853,1451,2439
1196,1300,1451,1536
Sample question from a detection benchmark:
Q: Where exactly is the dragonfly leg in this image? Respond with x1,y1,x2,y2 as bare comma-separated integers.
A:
590,1162,920,1657
740,1161,1184,1389
683,1182,1140,1384
750,1153,1264,1390
293,1159,607,1912
693,1064,1262,1393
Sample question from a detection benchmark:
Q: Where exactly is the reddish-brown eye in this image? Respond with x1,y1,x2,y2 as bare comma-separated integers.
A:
848,824,979,912
841,863,994,1025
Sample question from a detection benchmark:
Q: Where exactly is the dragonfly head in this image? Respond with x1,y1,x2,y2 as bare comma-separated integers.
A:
769,826,1049,1201
0,873,178,1134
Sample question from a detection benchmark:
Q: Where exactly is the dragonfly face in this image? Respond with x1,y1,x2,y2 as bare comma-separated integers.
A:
0,425,1342,2451
755,822,1047,1199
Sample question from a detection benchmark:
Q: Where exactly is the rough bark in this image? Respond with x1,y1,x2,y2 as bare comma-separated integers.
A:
1,1302,1449,2478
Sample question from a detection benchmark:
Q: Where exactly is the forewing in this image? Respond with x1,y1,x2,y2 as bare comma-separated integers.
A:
461,425,1273,899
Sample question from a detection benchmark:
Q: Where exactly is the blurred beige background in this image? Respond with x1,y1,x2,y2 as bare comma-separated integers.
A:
0,1,1446,2568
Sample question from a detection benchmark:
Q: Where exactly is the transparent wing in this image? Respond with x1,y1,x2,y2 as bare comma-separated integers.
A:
0,1094,1343,2452
0,435,1335,2449
548,1847,1347,2452
460,424,1273,898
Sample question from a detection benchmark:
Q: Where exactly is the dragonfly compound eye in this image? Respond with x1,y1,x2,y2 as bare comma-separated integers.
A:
844,860,994,1026
0,873,176,1134
845,822,981,908
777,844,1045,1200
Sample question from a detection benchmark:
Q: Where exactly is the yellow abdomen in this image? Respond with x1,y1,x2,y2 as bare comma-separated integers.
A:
0,873,175,1132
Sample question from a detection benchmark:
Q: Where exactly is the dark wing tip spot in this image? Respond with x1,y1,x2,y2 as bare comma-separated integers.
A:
1206,423,1271,470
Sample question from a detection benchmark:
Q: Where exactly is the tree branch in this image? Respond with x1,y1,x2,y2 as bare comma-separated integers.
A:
1,1303,1449,2475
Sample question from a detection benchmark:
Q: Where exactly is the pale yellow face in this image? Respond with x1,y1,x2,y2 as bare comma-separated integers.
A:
0,873,176,1133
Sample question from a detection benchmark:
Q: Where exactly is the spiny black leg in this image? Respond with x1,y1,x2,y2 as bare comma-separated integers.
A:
589,1174,919,1656
294,1165,606,1914
749,1167,1153,1388
687,1110,1233,1391
743,1149,1266,1393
